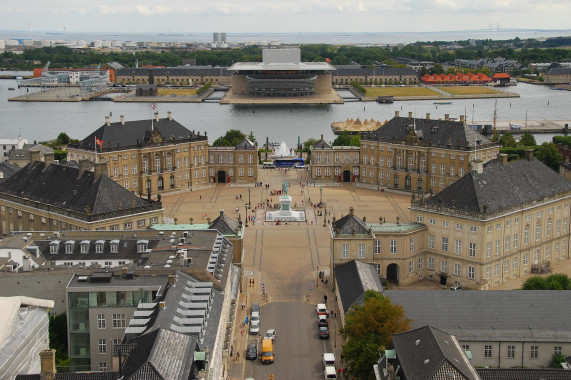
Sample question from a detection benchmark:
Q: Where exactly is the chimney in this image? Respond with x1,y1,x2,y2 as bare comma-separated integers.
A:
220,210,224,218
39,349,56,380
131,199,136,208
78,159,91,177
499,153,508,166
44,152,55,166
94,162,108,180
408,111,413,119
459,115,465,123
426,113,430,120
524,149,534,161
105,116,110,126
120,115,125,125
30,150,41,163
349,207,354,216
395,111,400,118
117,201,122,211
472,160,484,174
168,274,175,286
321,134,324,141
445,114,449,121
154,112,159,122
168,111,172,120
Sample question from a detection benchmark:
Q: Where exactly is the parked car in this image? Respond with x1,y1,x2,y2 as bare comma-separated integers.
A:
450,285,462,290
250,320,260,334
264,329,277,342
317,315,328,327
323,353,336,367
316,303,328,316
252,302,260,315
324,365,337,379
319,326,330,339
251,311,260,324
246,343,258,360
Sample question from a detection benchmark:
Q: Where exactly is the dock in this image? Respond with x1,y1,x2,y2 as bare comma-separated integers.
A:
471,120,571,134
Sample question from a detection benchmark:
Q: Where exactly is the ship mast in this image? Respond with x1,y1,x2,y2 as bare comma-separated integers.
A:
493,96,497,136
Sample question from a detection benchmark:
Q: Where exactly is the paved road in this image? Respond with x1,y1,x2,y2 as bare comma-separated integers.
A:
243,302,339,380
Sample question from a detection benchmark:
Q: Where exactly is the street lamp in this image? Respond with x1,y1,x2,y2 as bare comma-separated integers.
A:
320,186,323,205
316,266,319,289
248,187,251,208
244,204,249,227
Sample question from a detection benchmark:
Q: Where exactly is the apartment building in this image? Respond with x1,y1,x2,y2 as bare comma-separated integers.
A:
311,137,361,182
208,139,258,183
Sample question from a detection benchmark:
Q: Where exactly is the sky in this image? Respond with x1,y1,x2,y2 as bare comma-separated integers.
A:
0,0,570,34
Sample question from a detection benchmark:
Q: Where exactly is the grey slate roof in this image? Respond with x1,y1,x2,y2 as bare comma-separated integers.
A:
334,260,384,313
547,67,571,76
16,374,118,380
425,157,571,214
363,116,492,150
117,67,230,77
209,210,240,235
235,138,257,150
0,161,20,182
391,326,480,380
476,368,571,380
0,161,151,215
35,238,159,262
73,117,206,151
331,65,417,77
8,144,54,160
120,328,198,380
333,208,371,235
384,290,571,342
312,137,331,149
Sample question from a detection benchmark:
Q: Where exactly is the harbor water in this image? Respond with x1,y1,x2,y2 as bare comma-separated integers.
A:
1,78,570,147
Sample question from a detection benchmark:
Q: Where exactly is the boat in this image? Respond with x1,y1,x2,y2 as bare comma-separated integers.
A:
434,101,452,105
376,96,394,104
8,87,15,90
331,117,386,135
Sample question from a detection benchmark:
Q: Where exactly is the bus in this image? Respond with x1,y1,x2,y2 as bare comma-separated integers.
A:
273,157,304,168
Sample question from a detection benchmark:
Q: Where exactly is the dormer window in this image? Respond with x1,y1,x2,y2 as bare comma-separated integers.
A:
110,240,119,253
49,241,60,254
80,240,90,254
137,240,149,253
95,240,105,253
65,241,75,254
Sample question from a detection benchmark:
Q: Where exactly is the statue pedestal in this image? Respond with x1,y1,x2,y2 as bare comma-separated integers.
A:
280,195,292,211
265,194,306,222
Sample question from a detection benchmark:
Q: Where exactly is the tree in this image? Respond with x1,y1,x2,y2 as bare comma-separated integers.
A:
212,129,246,147
341,291,411,380
551,353,566,368
535,142,563,171
49,314,70,370
499,133,516,147
303,138,318,152
432,63,444,75
57,132,70,145
519,132,536,146
333,132,361,147
522,273,571,290
248,131,257,144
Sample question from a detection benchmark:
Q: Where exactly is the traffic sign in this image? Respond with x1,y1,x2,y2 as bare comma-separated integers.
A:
310,282,313,290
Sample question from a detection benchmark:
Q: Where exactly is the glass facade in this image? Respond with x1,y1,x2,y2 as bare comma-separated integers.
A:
246,72,318,97
68,289,153,371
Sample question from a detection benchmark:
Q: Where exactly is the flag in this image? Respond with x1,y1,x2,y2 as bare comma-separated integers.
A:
95,137,104,148
152,104,156,110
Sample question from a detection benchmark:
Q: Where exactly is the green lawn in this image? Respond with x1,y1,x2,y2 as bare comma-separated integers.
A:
437,86,499,95
365,87,440,97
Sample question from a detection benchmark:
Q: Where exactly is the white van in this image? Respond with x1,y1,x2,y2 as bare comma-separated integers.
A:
263,162,276,169
323,353,336,367
324,365,337,379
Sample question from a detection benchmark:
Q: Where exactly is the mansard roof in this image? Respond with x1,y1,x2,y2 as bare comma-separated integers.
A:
74,115,206,151
363,115,493,150
0,161,152,216
424,156,571,214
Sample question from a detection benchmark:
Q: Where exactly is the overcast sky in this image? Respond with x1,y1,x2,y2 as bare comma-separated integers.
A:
1,0,570,34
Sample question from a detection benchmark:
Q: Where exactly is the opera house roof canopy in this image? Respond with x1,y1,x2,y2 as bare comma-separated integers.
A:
228,48,336,72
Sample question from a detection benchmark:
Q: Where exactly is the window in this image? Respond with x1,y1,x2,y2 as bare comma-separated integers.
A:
374,240,381,254
547,220,552,236
373,263,381,275
495,263,500,276
418,257,423,269
513,233,518,249
409,238,415,252
513,256,517,269
495,239,500,255
428,257,434,270
468,266,475,279
523,253,529,266
99,363,107,372
442,221,449,227
390,240,397,254
524,228,529,244
428,235,435,249
342,244,349,259
486,243,491,258
555,346,562,356
487,226,492,232
536,223,541,241
456,223,463,230
358,244,366,259
507,345,515,359
505,236,510,251
484,345,492,358
469,242,476,257
441,260,448,273
497,223,501,230
455,240,462,255
112,314,126,328
506,220,511,227
123,165,128,175
442,237,448,252
409,260,414,273
557,220,561,235
98,339,107,354
97,314,106,329
416,216,423,223
454,263,461,276
530,345,538,359
429,218,436,225
486,267,491,279
504,259,509,272
440,164,445,174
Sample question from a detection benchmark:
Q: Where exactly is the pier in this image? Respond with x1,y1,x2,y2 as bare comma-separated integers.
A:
472,120,571,134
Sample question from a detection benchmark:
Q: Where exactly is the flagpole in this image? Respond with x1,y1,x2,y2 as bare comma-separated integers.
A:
94,135,97,163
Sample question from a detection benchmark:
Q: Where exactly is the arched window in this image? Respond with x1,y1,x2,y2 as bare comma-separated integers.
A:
158,176,164,191
405,175,411,190
146,179,151,191
143,157,148,173
170,175,175,189
155,156,161,172
166,154,172,170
